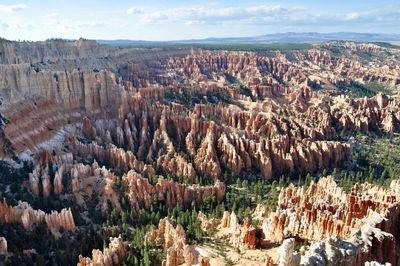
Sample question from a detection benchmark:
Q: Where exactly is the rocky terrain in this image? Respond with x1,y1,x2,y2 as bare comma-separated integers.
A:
166,177,400,265
0,38,399,265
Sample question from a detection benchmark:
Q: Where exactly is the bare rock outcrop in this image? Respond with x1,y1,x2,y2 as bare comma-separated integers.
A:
300,212,396,265
146,218,195,266
122,170,225,210
278,238,300,266
77,235,127,266
0,200,75,231
200,211,263,250
0,237,7,256
267,177,400,265
0,67,124,157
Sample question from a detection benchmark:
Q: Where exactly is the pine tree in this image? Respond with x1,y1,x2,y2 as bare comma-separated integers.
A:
332,168,337,178
322,169,328,177
278,176,284,188
297,174,302,185
143,249,150,266
305,173,312,189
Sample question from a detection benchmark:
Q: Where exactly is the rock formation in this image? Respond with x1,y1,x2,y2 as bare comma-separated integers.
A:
0,237,7,256
1,39,397,193
122,170,225,210
146,218,195,266
3,40,397,179
0,200,75,231
1,38,400,265
278,238,300,266
266,177,400,265
199,211,264,250
29,164,52,198
298,211,397,265
77,235,127,266
264,177,400,243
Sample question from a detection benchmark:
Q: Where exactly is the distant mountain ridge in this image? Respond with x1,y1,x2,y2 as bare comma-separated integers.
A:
97,32,400,46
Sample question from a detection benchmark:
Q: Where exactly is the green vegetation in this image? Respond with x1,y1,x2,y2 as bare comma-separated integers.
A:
0,161,78,214
373,42,400,49
340,134,400,189
107,194,225,265
335,80,391,98
0,222,103,266
165,88,233,108
239,84,252,97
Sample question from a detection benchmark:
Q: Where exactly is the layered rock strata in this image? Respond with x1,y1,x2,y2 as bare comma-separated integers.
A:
146,218,195,266
198,210,263,250
0,200,75,231
77,235,127,266
122,170,225,210
265,177,400,265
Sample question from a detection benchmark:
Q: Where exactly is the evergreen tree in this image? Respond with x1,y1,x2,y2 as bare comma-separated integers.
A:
304,173,312,189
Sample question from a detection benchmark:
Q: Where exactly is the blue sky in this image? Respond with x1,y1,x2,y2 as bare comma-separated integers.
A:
0,0,399,41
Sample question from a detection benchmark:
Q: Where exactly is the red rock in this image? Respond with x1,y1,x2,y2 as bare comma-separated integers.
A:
122,170,225,210
77,235,127,266
268,176,400,265
0,200,75,231
146,218,195,266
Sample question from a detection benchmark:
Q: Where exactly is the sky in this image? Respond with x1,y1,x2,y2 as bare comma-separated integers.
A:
0,0,399,41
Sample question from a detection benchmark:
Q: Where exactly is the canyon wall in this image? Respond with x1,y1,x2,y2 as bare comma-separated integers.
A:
147,218,196,266
122,170,225,210
265,177,400,265
0,39,114,65
77,235,127,266
0,200,75,231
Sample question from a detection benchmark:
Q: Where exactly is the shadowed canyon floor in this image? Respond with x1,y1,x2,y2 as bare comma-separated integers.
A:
0,39,400,265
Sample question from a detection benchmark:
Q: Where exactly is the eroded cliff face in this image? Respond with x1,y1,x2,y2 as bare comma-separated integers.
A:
0,39,114,65
167,178,400,266
0,200,75,231
1,39,400,265
1,40,399,180
146,218,196,266
263,177,400,265
198,210,261,250
122,170,225,210
77,235,127,266
0,67,125,157
0,39,188,158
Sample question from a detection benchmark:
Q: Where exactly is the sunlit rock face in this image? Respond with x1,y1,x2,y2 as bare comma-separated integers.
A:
1,38,400,265
0,200,75,231
0,237,7,256
3,39,399,179
77,235,127,266
146,218,195,266
122,170,225,210
266,177,400,265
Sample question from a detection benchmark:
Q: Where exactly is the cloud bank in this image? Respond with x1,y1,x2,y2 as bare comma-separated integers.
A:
0,4,27,13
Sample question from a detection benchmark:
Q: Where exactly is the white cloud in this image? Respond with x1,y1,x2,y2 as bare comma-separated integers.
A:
133,5,303,25
0,4,27,13
127,6,144,15
17,22,36,31
1,2,400,41
344,12,360,21
0,21,9,30
185,20,206,26
124,4,400,31
62,20,107,29
44,13,57,19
